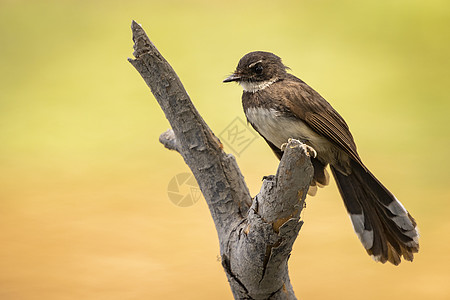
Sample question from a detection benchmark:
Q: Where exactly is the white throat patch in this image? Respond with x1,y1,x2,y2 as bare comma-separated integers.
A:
240,78,277,93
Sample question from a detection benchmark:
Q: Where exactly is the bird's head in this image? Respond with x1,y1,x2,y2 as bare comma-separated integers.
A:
223,51,288,92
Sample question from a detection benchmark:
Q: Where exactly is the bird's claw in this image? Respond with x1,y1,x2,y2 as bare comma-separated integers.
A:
302,144,317,158
281,139,317,158
280,138,295,152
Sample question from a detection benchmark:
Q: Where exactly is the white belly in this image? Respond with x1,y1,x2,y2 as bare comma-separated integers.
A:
245,107,332,156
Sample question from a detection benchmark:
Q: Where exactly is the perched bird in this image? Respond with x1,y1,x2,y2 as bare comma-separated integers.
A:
223,51,419,265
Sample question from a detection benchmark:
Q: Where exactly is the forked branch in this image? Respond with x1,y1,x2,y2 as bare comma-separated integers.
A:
128,20,313,299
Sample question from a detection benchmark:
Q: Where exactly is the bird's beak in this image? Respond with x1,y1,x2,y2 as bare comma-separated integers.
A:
223,73,241,83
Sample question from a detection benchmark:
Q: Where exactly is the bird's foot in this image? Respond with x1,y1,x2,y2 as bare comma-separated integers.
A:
302,144,317,158
281,139,317,158
280,138,294,151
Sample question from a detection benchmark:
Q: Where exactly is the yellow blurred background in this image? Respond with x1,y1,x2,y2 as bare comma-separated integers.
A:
1,0,449,299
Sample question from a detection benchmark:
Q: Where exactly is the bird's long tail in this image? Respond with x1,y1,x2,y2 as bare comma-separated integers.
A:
331,160,419,265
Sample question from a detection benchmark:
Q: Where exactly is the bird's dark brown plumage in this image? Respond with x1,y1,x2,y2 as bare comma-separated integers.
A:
224,51,419,265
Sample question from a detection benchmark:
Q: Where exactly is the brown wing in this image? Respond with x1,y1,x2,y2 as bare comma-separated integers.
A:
270,75,362,165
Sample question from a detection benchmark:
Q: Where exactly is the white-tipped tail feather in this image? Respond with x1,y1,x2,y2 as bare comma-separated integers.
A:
332,159,419,265
350,213,374,250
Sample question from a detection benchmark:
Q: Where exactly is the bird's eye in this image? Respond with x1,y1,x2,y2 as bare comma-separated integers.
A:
254,64,263,75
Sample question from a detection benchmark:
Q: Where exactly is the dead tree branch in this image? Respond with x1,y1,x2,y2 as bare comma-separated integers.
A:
128,20,313,299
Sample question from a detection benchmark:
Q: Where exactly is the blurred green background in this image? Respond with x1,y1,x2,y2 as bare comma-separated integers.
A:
1,0,449,299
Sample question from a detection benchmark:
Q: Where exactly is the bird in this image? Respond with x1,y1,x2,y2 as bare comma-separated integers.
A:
223,51,419,265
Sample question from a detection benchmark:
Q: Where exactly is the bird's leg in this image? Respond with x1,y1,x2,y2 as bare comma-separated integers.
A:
280,138,317,158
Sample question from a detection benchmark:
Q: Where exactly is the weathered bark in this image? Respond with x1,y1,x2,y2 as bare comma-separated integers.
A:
128,21,314,299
